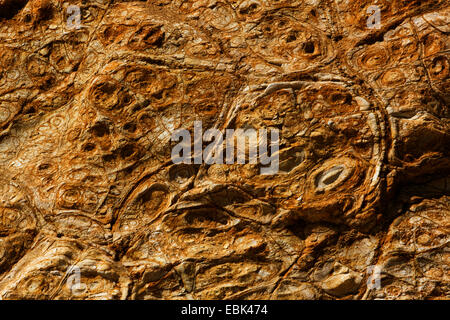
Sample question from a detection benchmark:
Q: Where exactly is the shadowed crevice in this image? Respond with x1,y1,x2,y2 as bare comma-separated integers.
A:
0,0,28,20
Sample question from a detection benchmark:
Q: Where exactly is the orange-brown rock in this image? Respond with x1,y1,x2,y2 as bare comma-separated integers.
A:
0,0,448,299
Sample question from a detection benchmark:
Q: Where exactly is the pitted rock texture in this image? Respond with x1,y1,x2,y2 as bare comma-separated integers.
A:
0,0,449,300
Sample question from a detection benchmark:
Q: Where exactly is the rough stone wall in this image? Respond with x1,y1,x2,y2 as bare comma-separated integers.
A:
0,0,448,299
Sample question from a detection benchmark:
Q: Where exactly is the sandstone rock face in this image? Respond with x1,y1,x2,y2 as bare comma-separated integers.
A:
0,0,448,300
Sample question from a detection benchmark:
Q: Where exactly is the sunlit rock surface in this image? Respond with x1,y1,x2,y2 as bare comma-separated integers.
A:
0,0,448,299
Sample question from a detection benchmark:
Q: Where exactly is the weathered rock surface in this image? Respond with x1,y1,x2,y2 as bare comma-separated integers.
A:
0,0,448,299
